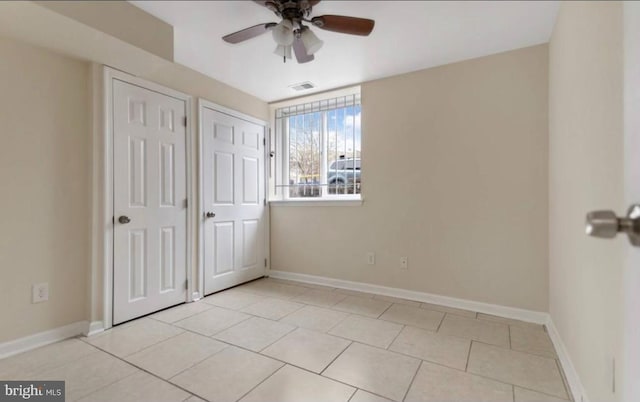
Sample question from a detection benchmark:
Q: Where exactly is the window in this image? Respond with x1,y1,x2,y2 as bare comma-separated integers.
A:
273,93,362,201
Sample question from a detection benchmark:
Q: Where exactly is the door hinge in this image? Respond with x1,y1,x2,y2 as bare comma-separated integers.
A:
263,198,266,206
184,198,188,208
264,258,268,267
263,137,266,146
112,216,115,224
185,279,189,290
183,116,187,127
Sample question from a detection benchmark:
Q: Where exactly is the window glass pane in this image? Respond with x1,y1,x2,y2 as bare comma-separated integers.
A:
327,104,361,195
277,94,361,199
289,111,321,198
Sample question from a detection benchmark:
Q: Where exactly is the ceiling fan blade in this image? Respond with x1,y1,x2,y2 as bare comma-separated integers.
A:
311,15,375,36
222,23,277,44
293,37,314,64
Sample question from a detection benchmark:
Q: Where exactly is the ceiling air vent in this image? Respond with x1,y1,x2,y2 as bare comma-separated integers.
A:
289,81,315,91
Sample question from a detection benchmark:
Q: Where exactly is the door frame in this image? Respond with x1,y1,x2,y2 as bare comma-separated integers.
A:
197,98,270,297
623,3,640,400
98,66,195,330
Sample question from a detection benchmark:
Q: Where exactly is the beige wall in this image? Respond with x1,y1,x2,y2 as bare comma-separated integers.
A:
271,45,549,311
0,37,90,343
0,2,268,122
549,2,624,401
37,1,174,61
0,1,269,341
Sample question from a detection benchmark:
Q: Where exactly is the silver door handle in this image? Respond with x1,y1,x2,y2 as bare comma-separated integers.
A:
205,212,216,219
586,204,640,246
118,215,131,224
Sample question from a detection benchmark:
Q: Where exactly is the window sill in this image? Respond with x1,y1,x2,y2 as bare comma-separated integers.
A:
269,198,363,207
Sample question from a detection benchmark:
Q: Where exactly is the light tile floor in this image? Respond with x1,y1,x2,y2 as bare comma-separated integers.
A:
0,277,572,402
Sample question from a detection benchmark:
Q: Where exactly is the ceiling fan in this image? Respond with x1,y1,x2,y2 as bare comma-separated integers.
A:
222,0,375,63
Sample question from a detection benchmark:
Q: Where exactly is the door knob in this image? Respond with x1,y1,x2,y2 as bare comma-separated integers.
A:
205,212,216,218
118,215,131,224
586,204,640,246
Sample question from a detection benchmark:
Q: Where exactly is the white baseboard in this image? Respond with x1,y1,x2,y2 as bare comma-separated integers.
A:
269,270,585,401
545,318,588,402
269,270,548,324
0,321,88,360
85,320,105,337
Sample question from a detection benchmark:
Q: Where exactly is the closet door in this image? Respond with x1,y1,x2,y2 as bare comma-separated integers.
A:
112,79,187,324
201,105,266,294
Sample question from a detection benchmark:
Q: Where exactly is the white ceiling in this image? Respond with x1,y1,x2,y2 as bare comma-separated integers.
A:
131,1,558,102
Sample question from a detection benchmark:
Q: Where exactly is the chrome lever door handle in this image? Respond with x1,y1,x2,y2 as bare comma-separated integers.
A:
586,204,640,246
118,215,131,224
205,212,216,219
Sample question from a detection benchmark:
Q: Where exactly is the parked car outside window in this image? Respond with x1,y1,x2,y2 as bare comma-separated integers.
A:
328,158,360,194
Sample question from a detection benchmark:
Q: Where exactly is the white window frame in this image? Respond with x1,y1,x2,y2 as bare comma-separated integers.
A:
269,87,363,206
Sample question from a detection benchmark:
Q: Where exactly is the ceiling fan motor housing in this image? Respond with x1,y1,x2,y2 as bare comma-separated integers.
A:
266,0,314,21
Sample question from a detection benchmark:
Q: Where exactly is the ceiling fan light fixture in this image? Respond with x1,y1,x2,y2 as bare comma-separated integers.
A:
222,1,376,64
301,28,324,55
272,19,294,46
274,44,293,59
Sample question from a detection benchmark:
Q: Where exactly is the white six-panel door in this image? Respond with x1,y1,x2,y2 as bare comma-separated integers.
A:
202,105,266,295
113,79,188,324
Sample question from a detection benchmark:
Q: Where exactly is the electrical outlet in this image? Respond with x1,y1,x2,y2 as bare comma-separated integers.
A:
367,252,375,265
32,283,49,303
400,257,408,269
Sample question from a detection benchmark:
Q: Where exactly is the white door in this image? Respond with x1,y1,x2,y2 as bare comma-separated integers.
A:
202,105,266,294
113,79,188,324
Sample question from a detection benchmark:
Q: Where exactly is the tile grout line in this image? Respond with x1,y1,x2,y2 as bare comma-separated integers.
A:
148,302,215,324
59,343,153,400
251,280,565,399
253,323,299,353
554,355,574,401
465,341,474,372
348,388,390,402
6,339,102,378
401,359,422,402
82,322,185,360
435,312,447,332
323,335,571,402
175,314,254,338
164,342,230,384
234,363,287,402
319,341,353,376
385,324,406,350
375,302,395,319
168,321,363,396
79,338,208,401
324,312,352,334
318,340,422,396
345,388,358,402
514,384,573,402
138,294,561,378
79,280,564,402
